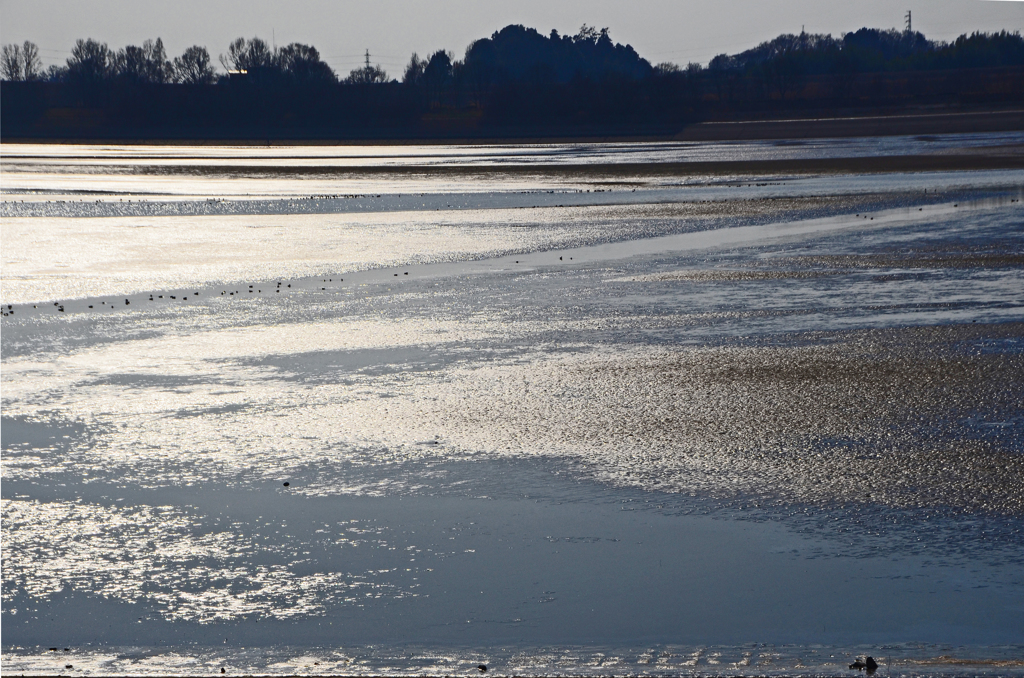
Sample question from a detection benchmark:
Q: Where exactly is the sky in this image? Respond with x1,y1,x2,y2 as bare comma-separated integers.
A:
1,0,1022,78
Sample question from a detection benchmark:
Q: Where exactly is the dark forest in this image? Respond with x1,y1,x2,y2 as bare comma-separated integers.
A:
2,24,1023,140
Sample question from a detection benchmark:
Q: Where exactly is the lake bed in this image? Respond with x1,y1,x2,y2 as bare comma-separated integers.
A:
2,139,1023,676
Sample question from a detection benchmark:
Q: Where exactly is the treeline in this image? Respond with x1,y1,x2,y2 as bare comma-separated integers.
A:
1,37,337,86
2,24,1023,140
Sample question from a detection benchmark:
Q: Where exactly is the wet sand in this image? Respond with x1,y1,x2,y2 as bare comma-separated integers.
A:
384,322,1023,513
59,150,1024,177
674,108,1024,141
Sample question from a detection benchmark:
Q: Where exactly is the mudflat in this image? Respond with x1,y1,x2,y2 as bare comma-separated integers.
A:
2,137,1023,676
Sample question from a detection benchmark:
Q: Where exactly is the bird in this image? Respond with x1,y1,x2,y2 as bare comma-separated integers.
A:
849,656,878,673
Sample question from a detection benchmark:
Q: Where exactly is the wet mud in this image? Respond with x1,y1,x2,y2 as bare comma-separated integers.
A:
388,323,1023,514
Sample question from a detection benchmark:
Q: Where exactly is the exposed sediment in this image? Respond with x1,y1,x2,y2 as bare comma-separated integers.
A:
389,322,1024,514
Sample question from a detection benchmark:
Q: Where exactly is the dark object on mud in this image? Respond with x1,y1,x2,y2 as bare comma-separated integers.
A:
477,665,487,672
850,656,878,674
283,482,290,487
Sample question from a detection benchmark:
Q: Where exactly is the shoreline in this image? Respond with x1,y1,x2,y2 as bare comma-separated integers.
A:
3,108,1022,147
4,152,1021,177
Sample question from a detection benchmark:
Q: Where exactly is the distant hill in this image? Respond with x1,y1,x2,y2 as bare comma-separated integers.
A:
708,28,1024,74
462,24,652,84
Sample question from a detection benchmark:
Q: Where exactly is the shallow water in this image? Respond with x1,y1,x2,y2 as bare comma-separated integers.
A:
2,139,1023,675
3,134,1020,202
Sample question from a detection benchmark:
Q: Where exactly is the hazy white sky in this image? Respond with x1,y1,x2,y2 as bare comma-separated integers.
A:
1,0,1022,78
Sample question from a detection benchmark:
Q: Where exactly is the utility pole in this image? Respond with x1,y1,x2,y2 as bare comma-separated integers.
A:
365,49,371,69
905,10,912,33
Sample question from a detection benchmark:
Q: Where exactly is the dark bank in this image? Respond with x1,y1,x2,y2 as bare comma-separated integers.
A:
2,24,1023,142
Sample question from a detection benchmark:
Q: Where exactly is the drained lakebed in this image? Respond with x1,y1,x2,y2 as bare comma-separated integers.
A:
2,138,1023,676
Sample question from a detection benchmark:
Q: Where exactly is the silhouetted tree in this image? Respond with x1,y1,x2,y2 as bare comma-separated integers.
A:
461,24,651,86
939,30,1024,69
345,63,389,84
575,24,601,43
22,41,42,81
402,53,426,86
422,50,453,105
770,49,805,99
113,38,172,83
279,43,336,83
220,37,275,72
3,23,1023,141
66,38,112,84
44,64,69,82
113,44,147,80
1,41,43,81
1,44,22,80
842,28,930,68
173,46,215,84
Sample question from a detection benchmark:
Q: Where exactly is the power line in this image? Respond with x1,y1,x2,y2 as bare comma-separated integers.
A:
328,57,406,63
323,53,405,59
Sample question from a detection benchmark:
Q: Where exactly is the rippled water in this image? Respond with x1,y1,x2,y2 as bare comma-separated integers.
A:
2,140,1023,675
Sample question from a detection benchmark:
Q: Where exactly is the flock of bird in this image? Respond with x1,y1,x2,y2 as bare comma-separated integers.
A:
0,249,585,319
0,272,411,318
